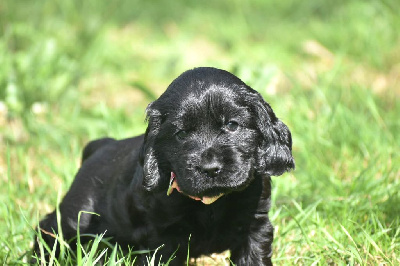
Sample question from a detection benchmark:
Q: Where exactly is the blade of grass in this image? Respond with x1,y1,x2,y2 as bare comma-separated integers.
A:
55,187,65,260
186,234,191,266
107,243,119,266
360,227,391,263
321,228,344,250
76,211,100,264
339,223,363,264
84,232,107,265
147,245,163,266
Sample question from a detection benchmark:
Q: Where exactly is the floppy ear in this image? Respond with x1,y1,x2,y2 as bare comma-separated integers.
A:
246,88,295,176
139,103,163,191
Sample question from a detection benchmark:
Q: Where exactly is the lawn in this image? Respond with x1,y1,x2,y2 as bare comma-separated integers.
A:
1,0,399,264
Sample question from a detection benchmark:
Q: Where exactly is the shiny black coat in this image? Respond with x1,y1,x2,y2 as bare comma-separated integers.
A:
33,67,295,265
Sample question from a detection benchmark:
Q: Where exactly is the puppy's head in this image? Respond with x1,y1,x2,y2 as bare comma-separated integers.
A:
140,67,294,203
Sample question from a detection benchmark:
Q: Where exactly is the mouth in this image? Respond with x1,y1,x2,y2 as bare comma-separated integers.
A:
167,172,224,204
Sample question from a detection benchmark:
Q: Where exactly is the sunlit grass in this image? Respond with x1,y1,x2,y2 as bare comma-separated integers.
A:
1,0,399,264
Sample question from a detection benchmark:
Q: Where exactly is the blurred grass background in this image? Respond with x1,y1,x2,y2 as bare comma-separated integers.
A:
1,0,399,264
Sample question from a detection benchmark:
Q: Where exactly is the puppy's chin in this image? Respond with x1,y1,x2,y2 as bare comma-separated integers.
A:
167,172,224,204
168,167,254,204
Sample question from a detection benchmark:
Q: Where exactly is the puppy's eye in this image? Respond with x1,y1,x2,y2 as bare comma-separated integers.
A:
176,130,189,140
225,121,239,132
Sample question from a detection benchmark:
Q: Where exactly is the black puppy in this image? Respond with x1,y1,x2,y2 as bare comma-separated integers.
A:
32,67,295,265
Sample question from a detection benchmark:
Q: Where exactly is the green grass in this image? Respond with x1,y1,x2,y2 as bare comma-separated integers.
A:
1,0,399,264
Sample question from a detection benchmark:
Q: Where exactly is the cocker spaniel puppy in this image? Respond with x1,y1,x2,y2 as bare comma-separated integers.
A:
32,67,295,265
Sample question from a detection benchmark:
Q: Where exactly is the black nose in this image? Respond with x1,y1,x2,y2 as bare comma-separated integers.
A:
199,147,222,178
200,162,222,178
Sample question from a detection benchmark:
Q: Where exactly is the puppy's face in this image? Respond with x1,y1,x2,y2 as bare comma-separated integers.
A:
141,67,294,202
160,87,261,199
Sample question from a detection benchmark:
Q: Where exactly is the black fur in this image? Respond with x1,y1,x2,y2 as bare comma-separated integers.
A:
32,67,295,265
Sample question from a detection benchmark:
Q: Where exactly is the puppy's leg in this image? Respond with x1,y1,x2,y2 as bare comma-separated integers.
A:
31,200,98,261
31,211,58,263
31,138,112,263
230,214,274,266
